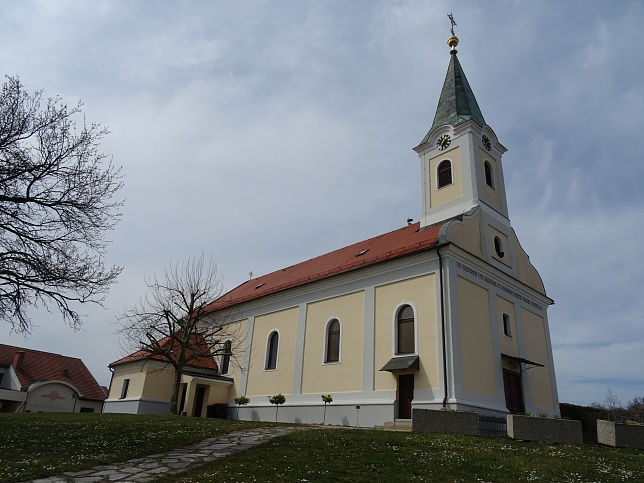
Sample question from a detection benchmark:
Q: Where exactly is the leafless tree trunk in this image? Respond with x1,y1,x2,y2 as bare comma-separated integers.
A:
0,75,123,334
119,256,243,415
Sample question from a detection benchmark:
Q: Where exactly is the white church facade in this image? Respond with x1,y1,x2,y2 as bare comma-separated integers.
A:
104,34,559,426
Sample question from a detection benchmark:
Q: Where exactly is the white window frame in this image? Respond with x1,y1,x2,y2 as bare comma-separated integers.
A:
119,378,130,399
502,313,512,338
220,339,232,375
322,317,343,365
435,159,454,190
484,160,495,189
494,235,505,259
264,329,280,371
391,301,419,357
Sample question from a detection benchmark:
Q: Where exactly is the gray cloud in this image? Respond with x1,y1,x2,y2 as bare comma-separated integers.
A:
2,0,642,405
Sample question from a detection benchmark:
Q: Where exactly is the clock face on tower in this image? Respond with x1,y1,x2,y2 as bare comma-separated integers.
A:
437,134,451,151
482,134,492,151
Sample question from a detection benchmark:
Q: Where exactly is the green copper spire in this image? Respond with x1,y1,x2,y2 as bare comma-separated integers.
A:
419,50,486,145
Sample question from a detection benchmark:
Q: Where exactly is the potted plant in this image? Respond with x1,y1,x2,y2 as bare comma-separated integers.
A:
269,393,286,422
322,394,333,425
234,395,249,420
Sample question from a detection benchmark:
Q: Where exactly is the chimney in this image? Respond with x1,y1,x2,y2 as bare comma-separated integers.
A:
12,351,25,368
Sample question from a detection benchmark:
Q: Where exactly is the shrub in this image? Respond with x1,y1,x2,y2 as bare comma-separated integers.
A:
234,395,250,420
269,394,286,422
322,394,333,425
560,403,603,444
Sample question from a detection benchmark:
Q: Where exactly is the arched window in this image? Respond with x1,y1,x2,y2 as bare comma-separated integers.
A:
484,161,495,188
437,160,452,188
325,319,341,363
265,331,279,370
396,305,415,355
220,340,232,374
502,313,512,338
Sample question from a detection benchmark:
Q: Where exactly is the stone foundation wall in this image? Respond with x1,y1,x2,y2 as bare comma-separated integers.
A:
412,408,479,436
234,402,393,427
597,420,644,449
507,414,582,444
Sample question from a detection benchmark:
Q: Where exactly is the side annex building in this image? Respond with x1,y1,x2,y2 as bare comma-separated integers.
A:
104,35,560,426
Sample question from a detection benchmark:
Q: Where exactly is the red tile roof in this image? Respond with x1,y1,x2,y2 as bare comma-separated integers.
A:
0,344,107,401
110,332,218,371
208,222,441,311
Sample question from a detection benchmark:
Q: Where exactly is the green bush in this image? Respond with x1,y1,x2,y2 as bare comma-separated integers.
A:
560,403,603,444
269,393,286,422
322,394,333,424
234,395,250,420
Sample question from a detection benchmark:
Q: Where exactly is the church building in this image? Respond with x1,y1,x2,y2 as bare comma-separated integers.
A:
104,32,559,426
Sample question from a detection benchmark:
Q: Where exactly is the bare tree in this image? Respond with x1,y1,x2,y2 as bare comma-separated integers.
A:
119,256,242,415
0,75,123,334
626,396,644,423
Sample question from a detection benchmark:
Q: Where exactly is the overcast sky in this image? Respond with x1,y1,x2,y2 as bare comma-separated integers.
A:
2,0,643,407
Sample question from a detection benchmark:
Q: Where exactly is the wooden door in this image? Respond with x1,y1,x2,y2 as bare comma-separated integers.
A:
179,383,188,414
192,386,206,417
503,370,525,414
398,374,414,419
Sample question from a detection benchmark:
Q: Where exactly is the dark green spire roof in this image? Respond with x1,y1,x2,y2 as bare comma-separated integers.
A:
420,53,485,145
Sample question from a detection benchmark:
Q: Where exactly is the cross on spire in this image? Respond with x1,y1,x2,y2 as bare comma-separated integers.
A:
447,12,457,36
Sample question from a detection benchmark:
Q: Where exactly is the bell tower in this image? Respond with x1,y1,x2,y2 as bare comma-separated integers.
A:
414,24,510,230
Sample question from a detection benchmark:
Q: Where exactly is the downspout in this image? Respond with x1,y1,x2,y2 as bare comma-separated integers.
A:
20,388,30,413
437,245,449,408
102,366,114,414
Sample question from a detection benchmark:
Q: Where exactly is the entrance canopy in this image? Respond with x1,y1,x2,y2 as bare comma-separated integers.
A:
380,355,419,372
501,353,543,373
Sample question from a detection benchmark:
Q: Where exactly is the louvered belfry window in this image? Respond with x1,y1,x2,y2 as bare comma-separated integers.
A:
437,160,452,188
485,161,495,188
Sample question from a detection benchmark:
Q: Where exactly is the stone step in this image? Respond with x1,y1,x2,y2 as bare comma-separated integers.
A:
382,419,412,432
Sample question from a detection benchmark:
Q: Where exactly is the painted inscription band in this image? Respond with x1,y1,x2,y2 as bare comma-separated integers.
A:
456,261,544,312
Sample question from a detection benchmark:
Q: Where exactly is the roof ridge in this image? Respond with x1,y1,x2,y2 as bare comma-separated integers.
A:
0,343,82,361
209,222,440,311
0,344,106,400
110,332,219,370
247,223,420,282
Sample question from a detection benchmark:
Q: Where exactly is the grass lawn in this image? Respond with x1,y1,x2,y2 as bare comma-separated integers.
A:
162,428,644,482
0,412,273,481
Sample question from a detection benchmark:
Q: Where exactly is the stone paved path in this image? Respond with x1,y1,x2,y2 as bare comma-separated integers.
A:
32,426,304,482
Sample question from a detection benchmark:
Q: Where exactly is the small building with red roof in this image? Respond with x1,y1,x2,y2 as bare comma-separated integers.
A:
106,33,559,425
0,344,107,413
104,333,233,416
